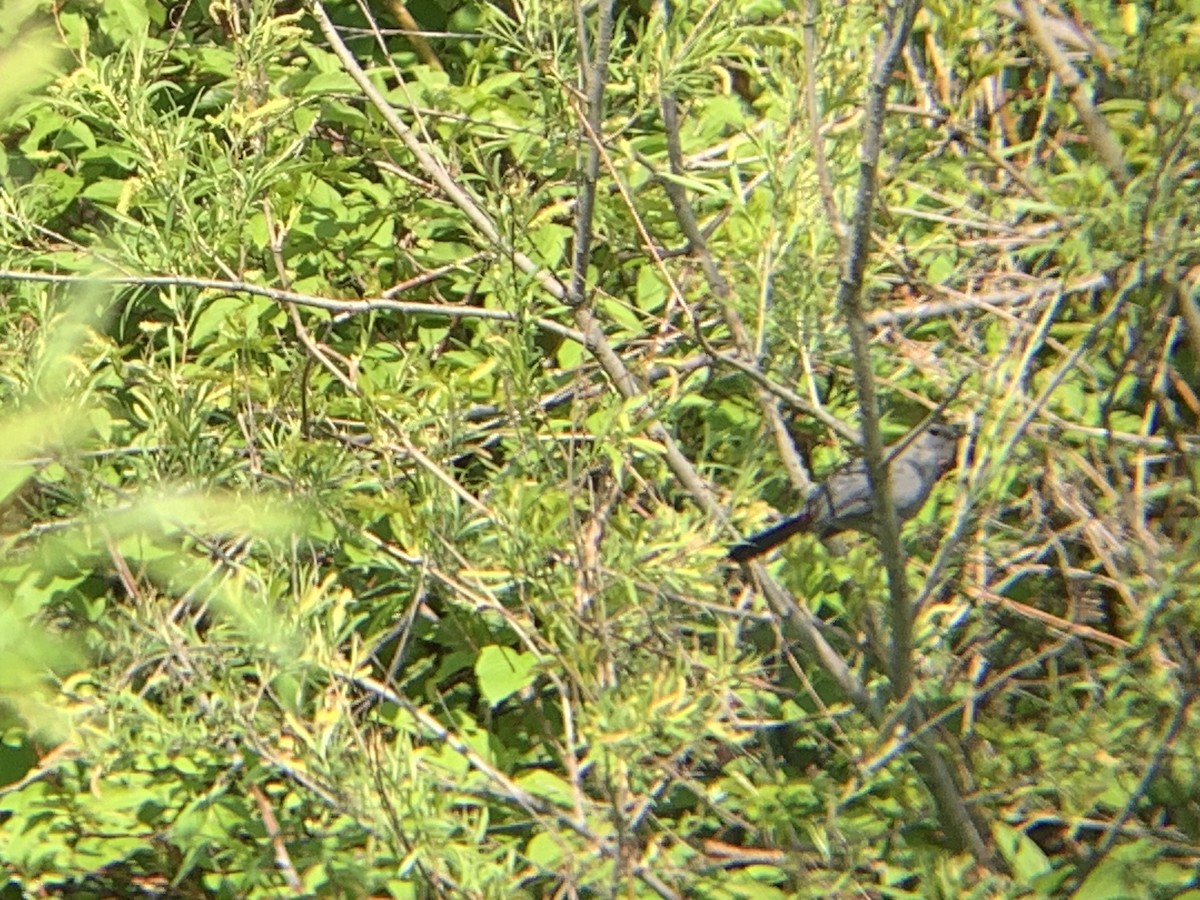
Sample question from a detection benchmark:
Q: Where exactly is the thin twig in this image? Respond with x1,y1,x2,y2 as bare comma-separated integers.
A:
349,673,681,900
248,782,304,892
381,0,444,70
1015,0,1129,189
0,268,585,342
802,0,848,254
1065,687,1198,896
566,0,616,308
658,80,811,489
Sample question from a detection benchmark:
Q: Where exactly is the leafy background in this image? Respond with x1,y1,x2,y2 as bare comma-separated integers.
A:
0,0,1197,896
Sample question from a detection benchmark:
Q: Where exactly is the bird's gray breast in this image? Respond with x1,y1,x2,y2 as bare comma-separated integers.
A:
890,455,938,518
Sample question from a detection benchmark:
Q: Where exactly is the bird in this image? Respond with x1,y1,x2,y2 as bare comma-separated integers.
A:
728,422,963,562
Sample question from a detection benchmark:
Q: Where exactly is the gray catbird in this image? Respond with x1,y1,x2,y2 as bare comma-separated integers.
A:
728,422,962,562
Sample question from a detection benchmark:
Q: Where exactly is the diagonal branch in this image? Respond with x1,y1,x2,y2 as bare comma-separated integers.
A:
658,92,812,493
1015,0,1130,190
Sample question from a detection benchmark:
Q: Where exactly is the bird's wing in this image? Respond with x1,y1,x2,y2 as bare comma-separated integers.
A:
814,459,874,524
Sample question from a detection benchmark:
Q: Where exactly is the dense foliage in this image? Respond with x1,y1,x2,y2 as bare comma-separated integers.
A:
1,0,1197,896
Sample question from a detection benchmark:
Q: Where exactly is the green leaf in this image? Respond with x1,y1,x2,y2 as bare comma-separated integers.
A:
524,830,565,867
515,768,574,806
636,265,666,311
474,645,537,707
994,822,1051,883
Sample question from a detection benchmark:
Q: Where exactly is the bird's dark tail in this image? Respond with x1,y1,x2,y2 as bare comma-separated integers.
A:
728,514,811,562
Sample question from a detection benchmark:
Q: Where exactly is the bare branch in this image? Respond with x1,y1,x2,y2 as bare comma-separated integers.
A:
834,0,923,702
832,0,997,866
1015,0,1130,190
566,0,617,308
0,267,585,342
